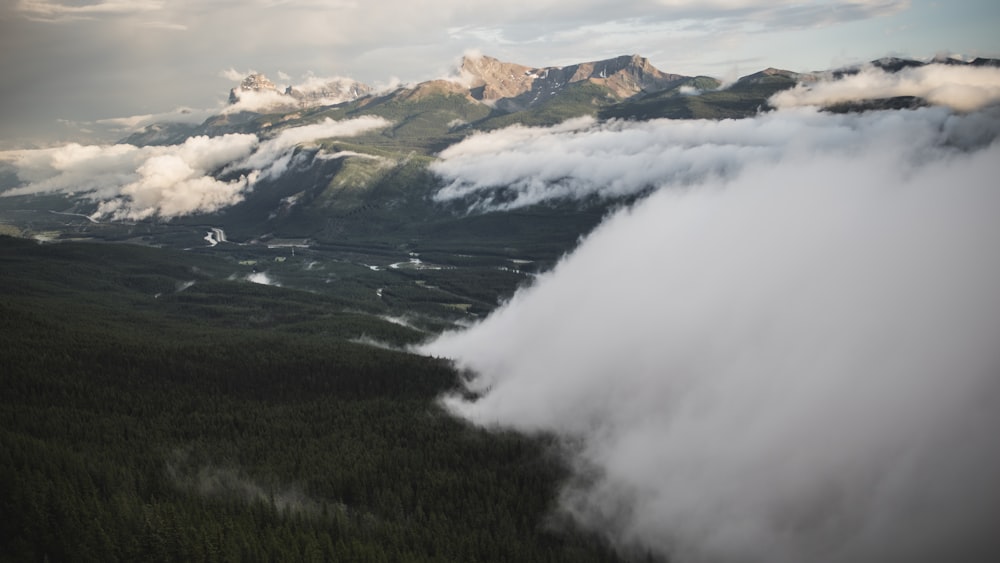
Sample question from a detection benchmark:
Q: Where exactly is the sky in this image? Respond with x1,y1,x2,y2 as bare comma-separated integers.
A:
1,0,998,145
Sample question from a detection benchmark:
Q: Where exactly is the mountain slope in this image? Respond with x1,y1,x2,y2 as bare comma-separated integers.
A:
600,69,803,120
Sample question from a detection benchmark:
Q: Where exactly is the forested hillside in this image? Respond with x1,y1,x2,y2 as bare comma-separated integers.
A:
0,236,624,562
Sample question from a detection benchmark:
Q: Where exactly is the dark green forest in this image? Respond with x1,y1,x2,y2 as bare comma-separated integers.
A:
0,236,624,562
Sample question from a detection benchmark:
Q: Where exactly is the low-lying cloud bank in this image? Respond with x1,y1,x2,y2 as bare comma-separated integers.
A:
0,117,389,220
430,64,1000,212
420,105,1000,562
238,116,390,179
431,105,999,211
771,63,1000,112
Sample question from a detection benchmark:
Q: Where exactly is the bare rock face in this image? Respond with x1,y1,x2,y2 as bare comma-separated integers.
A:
457,53,689,110
459,55,535,100
240,74,278,92
229,73,280,103
285,78,372,105
566,54,688,98
228,72,371,108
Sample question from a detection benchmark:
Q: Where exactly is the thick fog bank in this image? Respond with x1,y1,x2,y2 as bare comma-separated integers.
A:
420,105,1000,563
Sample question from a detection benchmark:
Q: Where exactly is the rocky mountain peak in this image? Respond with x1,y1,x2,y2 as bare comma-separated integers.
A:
240,74,278,92
570,54,687,98
285,77,373,104
455,53,688,110
227,72,371,107
459,55,534,100
229,73,279,104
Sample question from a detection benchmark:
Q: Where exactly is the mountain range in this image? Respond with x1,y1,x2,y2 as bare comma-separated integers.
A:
148,52,801,145
130,51,999,148
2,52,997,265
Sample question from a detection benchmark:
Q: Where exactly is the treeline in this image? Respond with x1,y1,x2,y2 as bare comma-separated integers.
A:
0,237,623,562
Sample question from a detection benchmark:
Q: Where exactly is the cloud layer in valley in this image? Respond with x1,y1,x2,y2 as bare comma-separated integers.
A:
0,116,389,220
771,62,1000,111
238,116,390,178
420,105,1000,562
431,96,1000,211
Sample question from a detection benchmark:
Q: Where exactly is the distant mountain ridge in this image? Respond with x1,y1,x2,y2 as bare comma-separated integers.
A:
228,73,372,107
7,51,1000,264
217,53,1000,124
224,54,695,115
457,53,689,110
119,52,1000,150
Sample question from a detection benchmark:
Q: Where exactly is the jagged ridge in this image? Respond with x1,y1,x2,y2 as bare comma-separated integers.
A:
228,73,372,107
458,53,688,111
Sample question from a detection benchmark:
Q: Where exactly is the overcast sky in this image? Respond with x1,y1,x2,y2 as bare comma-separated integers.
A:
1,0,998,144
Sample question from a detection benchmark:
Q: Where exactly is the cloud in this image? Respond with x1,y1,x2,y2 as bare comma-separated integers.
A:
287,74,371,104
315,149,388,162
223,89,299,115
220,68,255,82
771,63,1000,112
92,158,260,221
0,116,392,220
747,0,909,28
237,116,390,178
222,73,372,115
420,106,1000,563
94,107,216,131
167,450,324,516
246,271,280,286
16,0,164,22
431,104,1000,210
0,133,259,220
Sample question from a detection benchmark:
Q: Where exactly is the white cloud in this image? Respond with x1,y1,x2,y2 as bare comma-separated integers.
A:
222,73,372,115
0,133,259,220
316,150,387,161
94,107,215,131
136,19,187,31
246,271,280,286
420,106,1000,562
287,74,370,103
14,0,183,29
223,89,298,115
220,68,255,82
93,157,258,221
771,63,1000,112
431,104,1000,210
238,116,390,178
0,116,391,220
16,0,164,21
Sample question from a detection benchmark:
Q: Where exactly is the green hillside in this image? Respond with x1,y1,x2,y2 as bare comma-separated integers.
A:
474,81,623,130
600,72,799,120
